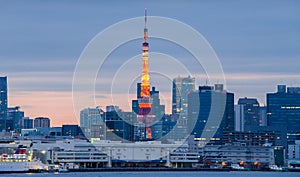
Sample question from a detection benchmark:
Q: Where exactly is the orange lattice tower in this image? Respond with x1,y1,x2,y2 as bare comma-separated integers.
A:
138,8,153,139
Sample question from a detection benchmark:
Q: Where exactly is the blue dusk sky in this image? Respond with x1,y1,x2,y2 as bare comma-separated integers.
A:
0,0,299,126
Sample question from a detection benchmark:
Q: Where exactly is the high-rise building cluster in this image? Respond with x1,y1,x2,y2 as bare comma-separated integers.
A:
0,76,51,133
0,10,299,170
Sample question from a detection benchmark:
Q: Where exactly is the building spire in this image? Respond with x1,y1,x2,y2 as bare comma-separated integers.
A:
141,8,150,97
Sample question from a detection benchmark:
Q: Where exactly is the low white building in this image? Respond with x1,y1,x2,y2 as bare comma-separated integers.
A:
32,139,187,168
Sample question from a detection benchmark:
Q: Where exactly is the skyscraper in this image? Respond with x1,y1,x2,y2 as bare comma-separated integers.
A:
172,76,195,116
172,76,195,138
234,104,244,132
80,107,104,138
105,107,134,142
237,97,260,132
188,84,234,144
267,85,300,133
259,106,267,126
0,76,8,131
7,106,24,131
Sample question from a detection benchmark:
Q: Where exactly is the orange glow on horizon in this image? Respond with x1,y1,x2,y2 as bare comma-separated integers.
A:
8,90,172,127
9,91,78,126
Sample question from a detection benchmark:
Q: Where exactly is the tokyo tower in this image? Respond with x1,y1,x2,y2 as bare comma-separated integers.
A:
137,8,154,140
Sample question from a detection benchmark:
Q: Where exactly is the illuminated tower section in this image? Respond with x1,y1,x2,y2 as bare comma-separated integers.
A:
138,9,153,140
141,9,150,99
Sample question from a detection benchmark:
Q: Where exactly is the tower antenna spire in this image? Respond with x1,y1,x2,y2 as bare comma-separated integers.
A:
144,8,147,28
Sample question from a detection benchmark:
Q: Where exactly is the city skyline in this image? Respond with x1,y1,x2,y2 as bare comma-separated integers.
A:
1,1,299,126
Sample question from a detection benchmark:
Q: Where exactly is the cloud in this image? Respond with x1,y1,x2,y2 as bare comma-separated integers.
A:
2,0,300,126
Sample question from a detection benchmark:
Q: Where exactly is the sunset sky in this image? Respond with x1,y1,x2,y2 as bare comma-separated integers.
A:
1,0,299,126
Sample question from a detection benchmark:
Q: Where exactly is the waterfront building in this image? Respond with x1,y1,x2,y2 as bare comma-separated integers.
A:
222,131,282,147
0,137,277,170
29,139,184,168
199,143,275,168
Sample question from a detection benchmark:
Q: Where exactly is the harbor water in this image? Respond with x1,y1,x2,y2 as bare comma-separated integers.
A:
0,171,298,177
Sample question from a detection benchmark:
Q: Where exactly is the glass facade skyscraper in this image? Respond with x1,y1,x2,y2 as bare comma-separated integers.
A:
267,85,300,133
80,107,104,138
237,97,260,132
188,84,234,144
0,76,8,131
172,76,195,116
172,76,195,139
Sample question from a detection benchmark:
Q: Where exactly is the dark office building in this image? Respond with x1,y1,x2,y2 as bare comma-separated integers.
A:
150,87,165,122
132,83,142,115
237,97,260,132
267,85,300,133
105,109,135,142
62,125,83,137
0,76,8,131
161,114,177,139
132,99,139,115
137,83,141,99
7,106,24,131
21,117,33,129
188,84,234,144
259,106,267,126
